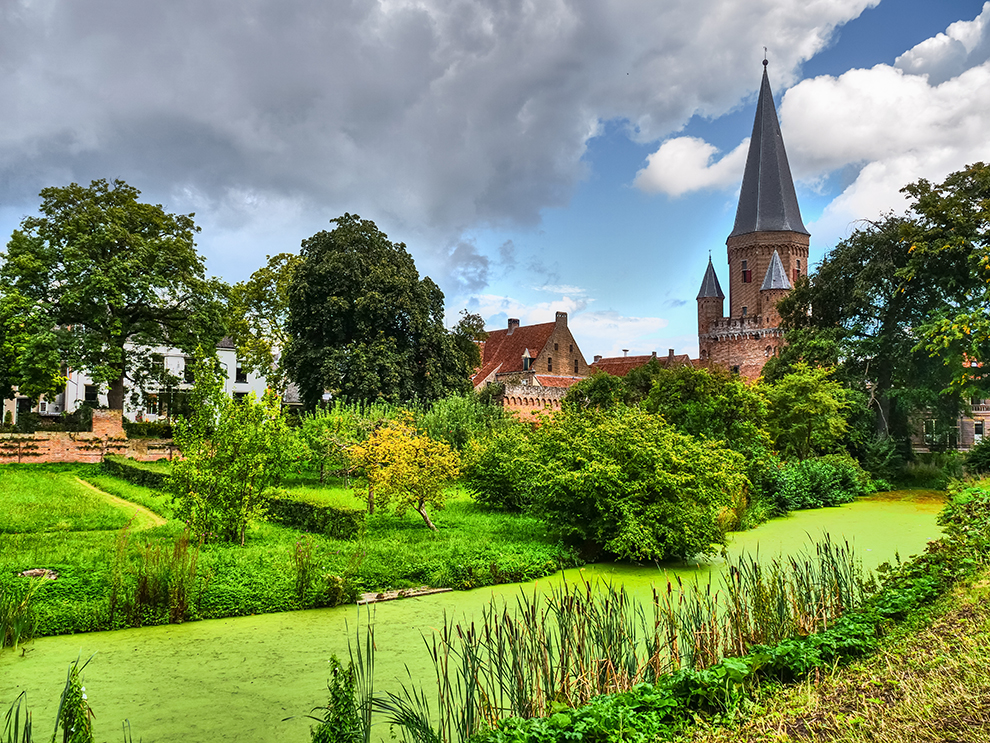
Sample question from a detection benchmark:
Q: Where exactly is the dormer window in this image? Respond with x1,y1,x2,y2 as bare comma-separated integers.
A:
742,259,752,284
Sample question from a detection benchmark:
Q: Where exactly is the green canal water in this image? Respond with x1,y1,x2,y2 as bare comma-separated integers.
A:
1,491,944,742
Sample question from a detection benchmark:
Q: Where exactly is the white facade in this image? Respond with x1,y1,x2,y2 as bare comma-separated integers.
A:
61,341,269,421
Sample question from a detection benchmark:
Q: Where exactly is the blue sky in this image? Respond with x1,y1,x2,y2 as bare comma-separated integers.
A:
1,0,988,361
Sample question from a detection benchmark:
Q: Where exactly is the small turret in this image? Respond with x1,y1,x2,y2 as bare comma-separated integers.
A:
759,250,791,326
697,257,725,335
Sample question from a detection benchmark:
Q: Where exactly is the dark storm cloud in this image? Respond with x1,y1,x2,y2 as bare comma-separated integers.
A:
0,0,875,280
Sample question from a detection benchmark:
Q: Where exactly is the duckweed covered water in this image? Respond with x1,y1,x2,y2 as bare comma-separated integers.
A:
0,491,944,742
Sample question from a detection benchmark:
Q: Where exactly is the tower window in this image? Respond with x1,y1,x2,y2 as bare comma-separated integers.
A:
793,259,801,284
742,259,752,284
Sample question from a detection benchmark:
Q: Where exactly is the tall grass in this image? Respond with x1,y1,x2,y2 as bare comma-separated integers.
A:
0,579,40,650
374,537,870,743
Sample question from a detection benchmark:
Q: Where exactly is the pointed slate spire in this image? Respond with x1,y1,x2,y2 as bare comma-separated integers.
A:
729,61,809,237
697,257,725,299
760,250,792,290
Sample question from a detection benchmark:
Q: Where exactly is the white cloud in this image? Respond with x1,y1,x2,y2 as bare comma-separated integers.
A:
634,136,749,196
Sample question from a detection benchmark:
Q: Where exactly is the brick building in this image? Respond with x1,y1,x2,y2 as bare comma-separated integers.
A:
590,349,693,377
472,311,592,419
697,61,809,382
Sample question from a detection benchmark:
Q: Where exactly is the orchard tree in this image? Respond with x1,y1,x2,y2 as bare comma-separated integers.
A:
228,252,301,396
167,357,297,545
349,416,460,530
283,214,475,409
0,179,227,409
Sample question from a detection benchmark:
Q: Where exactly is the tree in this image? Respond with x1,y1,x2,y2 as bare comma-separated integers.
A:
298,401,398,483
901,163,990,397
283,214,476,409
561,372,625,411
764,364,849,461
349,416,460,530
228,252,302,396
0,179,227,409
167,357,297,545
527,406,748,561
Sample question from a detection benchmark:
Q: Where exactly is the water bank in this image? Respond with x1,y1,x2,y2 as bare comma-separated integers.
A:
1,492,944,743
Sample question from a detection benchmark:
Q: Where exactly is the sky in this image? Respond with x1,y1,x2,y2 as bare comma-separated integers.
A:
1,0,988,361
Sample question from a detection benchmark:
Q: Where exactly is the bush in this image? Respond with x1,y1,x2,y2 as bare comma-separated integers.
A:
266,497,365,540
417,392,508,451
528,407,749,561
100,455,169,489
770,454,872,512
901,450,964,490
966,436,990,475
461,424,538,511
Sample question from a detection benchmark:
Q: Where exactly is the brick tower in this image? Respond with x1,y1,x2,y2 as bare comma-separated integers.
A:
697,60,809,381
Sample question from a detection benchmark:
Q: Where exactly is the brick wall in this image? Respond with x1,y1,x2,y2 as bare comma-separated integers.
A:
726,231,809,319
502,384,567,422
699,315,784,382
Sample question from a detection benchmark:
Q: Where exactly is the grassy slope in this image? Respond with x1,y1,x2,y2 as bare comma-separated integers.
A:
681,570,990,743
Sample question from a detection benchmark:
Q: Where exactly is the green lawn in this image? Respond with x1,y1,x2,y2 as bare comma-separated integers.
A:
0,465,135,533
0,463,580,640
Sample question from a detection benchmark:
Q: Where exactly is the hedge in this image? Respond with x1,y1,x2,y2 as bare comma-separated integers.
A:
265,496,366,540
100,455,169,488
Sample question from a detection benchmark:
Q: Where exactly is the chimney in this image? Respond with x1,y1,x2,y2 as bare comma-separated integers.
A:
594,355,602,363
668,348,675,364
507,318,520,335
555,311,568,326
651,351,657,358
623,349,629,357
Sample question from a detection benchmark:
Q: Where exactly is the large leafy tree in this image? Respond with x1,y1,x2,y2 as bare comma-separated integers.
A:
764,364,850,461
228,252,301,396
0,179,227,409
283,214,474,408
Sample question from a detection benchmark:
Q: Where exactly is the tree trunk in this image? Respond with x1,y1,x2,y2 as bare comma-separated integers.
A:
416,500,437,531
107,375,126,411
367,483,375,515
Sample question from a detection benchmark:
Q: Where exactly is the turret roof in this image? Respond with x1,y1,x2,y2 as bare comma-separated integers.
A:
729,62,809,237
760,250,792,290
697,257,725,300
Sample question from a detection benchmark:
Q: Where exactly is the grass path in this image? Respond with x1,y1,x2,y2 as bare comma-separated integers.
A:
74,476,166,530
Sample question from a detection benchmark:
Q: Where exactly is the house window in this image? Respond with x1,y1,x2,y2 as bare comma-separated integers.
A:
151,354,165,375
233,392,248,403
976,421,985,442
569,344,573,353
84,385,99,404
742,306,748,317
39,401,48,413
235,365,248,384
573,359,579,374
731,366,740,375
554,343,558,351
742,259,752,284
183,359,195,384
547,357,553,372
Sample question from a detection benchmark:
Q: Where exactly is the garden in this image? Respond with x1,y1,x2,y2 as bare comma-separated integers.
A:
2,360,987,742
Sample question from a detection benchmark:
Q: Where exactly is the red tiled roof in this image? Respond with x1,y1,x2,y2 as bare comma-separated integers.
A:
534,375,581,388
590,354,692,377
471,360,502,387
479,322,556,375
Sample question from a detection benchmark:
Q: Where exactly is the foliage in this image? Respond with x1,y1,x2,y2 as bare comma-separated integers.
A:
769,455,873,512
0,179,226,409
100,456,170,490
966,435,990,475
349,416,460,530
0,579,39,650
283,214,475,408
167,358,298,545
764,363,850,461
561,372,625,411
228,252,301,396
298,402,399,483
416,392,508,451
526,407,749,561
308,657,364,743
52,657,95,743
903,163,990,396
461,423,537,511
121,419,174,439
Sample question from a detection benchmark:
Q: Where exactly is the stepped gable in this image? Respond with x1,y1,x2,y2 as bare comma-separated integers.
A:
729,61,808,238
697,257,725,299
760,250,792,290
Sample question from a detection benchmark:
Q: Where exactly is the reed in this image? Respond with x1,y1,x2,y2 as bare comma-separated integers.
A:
0,579,40,651
374,536,870,743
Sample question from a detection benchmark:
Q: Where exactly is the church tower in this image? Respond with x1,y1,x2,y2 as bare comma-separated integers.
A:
697,60,809,380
